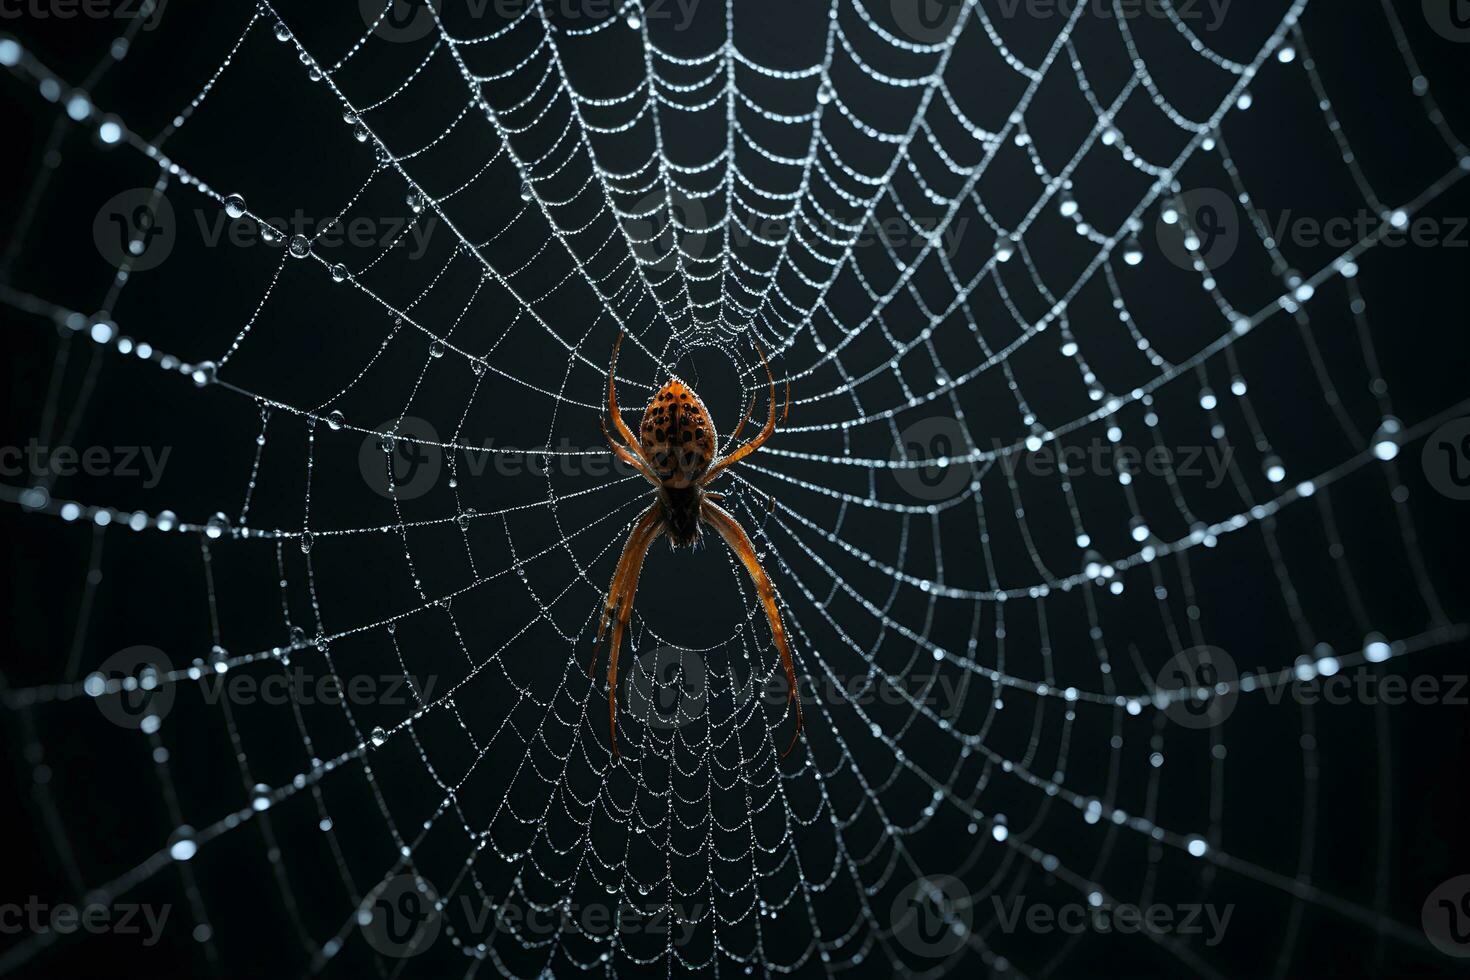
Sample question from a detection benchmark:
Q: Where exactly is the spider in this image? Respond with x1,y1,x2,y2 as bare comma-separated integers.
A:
590,331,802,759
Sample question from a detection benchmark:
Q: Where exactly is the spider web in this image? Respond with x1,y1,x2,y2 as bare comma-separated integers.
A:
2,0,1469,976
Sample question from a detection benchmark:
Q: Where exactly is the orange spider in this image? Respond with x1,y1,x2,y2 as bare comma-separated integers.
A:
590,331,802,759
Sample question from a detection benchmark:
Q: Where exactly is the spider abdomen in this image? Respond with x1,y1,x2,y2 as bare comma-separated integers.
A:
639,379,716,487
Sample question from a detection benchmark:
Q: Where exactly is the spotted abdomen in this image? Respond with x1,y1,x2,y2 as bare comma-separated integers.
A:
640,380,716,487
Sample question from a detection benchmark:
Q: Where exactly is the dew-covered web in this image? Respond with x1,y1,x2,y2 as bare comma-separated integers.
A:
2,0,1469,976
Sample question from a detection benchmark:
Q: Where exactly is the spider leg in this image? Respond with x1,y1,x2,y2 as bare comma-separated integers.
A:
591,501,664,758
725,388,757,450
698,336,780,486
701,499,803,757
600,417,660,487
606,331,660,476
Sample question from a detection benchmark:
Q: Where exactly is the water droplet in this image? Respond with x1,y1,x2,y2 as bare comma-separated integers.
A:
626,11,642,29
370,727,388,748
994,236,1017,263
1263,455,1286,483
519,180,533,202
300,531,314,554
251,783,272,811
429,339,445,358
223,194,246,219
353,122,369,143
326,410,345,431
205,512,230,539
273,21,291,42
191,361,217,386
406,190,425,213
289,626,306,645
288,234,310,258
471,359,486,376
169,826,198,861
156,510,178,532
1059,193,1078,218
1122,236,1144,266
816,81,833,105
330,263,349,283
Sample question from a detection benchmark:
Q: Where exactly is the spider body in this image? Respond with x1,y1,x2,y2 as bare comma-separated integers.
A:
592,332,801,758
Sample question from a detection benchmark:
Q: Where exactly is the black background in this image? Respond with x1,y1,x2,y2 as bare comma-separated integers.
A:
3,0,1469,977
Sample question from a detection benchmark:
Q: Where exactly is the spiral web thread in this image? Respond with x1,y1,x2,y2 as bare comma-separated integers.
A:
1,0,1468,976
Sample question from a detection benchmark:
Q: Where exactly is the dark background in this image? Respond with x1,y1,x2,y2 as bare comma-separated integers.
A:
2,0,1469,977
